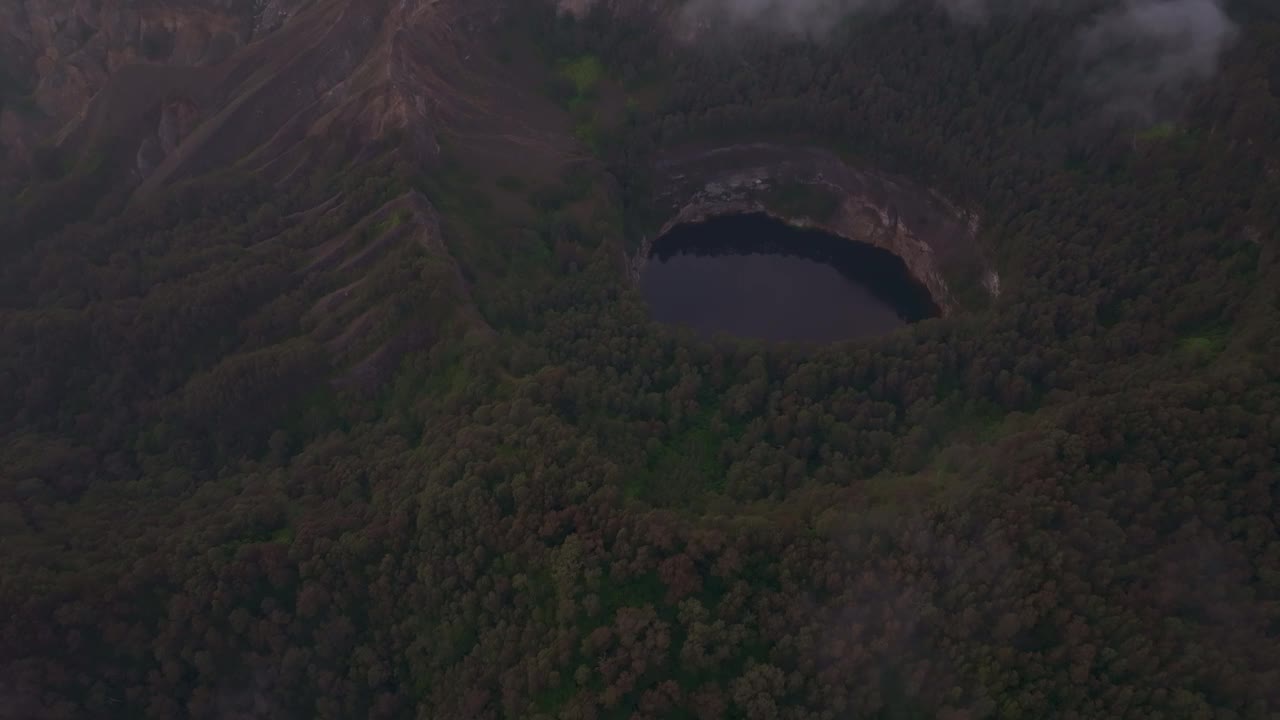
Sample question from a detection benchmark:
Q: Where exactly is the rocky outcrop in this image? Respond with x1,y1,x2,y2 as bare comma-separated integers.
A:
635,143,991,314
0,0,270,170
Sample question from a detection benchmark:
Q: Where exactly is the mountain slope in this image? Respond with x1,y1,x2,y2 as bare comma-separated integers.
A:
2,0,583,198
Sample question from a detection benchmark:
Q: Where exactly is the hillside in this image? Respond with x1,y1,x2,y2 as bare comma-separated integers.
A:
2,0,1279,718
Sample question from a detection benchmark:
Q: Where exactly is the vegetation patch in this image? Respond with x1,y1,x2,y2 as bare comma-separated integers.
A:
559,55,605,97
1178,327,1230,362
630,411,723,504
761,182,843,222
1136,122,1180,142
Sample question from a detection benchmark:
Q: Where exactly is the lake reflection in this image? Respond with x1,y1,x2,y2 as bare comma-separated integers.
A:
641,214,938,343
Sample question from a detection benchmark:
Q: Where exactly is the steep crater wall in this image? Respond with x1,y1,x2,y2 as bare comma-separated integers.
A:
633,143,994,315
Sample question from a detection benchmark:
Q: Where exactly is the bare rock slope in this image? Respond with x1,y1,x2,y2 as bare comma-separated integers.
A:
1,0,576,189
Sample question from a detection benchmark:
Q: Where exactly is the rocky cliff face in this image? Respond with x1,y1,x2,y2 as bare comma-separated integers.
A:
0,0,575,193
1,0,269,168
636,143,993,314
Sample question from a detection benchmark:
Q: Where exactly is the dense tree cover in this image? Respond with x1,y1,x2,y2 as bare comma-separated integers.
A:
3,2,1280,719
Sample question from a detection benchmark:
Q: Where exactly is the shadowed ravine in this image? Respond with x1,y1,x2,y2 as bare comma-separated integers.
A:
641,213,939,342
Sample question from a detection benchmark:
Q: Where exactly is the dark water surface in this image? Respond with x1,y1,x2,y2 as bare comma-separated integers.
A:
641,214,938,343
